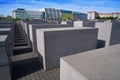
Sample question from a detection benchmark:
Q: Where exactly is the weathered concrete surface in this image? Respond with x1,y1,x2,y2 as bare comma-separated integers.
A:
0,65,11,80
60,44,120,80
95,21,120,48
61,21,67,24
0,35,9,59
18,20,72,48
29,24,73,52
0,20,13,27
0,20,13,24
0,28,12,38
36,27,98,70
74,20,96,27
0,35,12,61
0,28,11,33
0,35,12,55
0,20,13,35
0,36,11,80
0,28,13,55
0,20,14,44
0,46,9,67
18,20,55,44
0,24,12,28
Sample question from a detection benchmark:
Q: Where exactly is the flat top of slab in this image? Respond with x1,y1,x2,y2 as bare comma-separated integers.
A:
0,35,8,42
0,28,11,31
36,27,96,32
74,20,97,22
30,24,71,26
0,47,8,65
62,44,120,80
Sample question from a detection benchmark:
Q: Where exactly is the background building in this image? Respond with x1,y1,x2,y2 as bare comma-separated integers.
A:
40,8,87,21
26,11,43,19
12,8,43,19
40,8,61,20
88,11,120,20
12,8,27,19
12,8,87,20
87,11,99,20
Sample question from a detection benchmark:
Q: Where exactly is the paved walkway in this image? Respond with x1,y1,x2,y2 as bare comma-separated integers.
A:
11,52,60,80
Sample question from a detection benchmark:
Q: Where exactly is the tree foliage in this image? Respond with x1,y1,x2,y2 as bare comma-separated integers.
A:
96,16,118,20
62,13,73,21
13,17,21,22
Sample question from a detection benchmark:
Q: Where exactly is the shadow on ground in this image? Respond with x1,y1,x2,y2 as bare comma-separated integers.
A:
12,57,42,80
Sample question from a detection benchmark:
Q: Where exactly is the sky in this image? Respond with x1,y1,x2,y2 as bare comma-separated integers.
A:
0,0,120,16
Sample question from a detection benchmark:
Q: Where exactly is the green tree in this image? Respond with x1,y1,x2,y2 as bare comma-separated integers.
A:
96,16,101,19
13,17,20,22
25,18,29,21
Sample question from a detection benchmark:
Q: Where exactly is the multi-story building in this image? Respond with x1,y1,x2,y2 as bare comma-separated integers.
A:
87,11,99,20
40,8,61,20
26,11,44,19
88,11,120,20
112,12,120,18
12,8,27,19
99,13,113,18
12,8,43,19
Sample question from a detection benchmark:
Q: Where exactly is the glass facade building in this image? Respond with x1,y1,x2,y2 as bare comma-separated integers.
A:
40,8,61,20
12,8,44,19
12,8,27,19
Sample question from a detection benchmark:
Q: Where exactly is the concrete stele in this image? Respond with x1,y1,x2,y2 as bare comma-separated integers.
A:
36,27,98,70
60,44,120,80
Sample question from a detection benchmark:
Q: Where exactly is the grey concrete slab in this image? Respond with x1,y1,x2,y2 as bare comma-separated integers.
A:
61,21,73,26
21,20,73,39
19,20,56,47
0,20,13,28
0,35,11,80
29,24,73,52
0,35,11,48
0,28,11,32
0,35,8,43
67,21,74,27
0,24,12,28
74,21,83,27
95,21,120,48
0,20,14,44
0,20,13,24
60,44,120,80
0,35,12,68
0,46,9,67
0,28,12,45
61,21,67,24
0,65,11,80
0,35,11,54
36,27,98,70
74,20,97,27
0,28,12,44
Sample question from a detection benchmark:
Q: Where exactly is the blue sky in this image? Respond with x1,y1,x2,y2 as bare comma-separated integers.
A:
0,0,120,16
